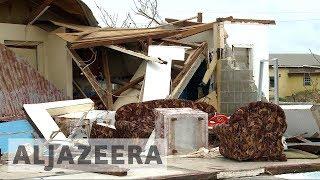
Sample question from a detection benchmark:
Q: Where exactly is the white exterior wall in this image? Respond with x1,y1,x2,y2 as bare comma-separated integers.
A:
0,23,73,97
224,23,270,100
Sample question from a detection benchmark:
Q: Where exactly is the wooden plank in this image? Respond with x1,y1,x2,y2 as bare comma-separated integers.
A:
26,0,55,25
159,16,198,28
106,45,166,64
50,20,99,32
265,163,320,175
202,57,217,84
113,62,146,110
161,38,200,48
168,23,214,40
170,43,207,98
196,91,218,110
165,18,203,27
213,22,225,113
70,30,183,49
172,42,207,88
113,76,144,97
101,49,113,109
67,48,111,110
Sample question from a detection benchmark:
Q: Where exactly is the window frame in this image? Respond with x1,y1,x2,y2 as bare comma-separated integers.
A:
303,73,311,86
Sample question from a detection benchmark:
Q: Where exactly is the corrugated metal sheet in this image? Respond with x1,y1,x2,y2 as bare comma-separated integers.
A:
0,44,67,121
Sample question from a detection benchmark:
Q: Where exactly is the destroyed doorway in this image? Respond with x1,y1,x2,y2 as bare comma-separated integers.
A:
4,40,41,71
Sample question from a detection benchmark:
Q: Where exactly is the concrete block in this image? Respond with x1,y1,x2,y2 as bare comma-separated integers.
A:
154,108,208,155
221,103,228,114
221,92,234,103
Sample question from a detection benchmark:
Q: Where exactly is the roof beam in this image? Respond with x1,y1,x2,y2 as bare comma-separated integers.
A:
113,76,144,97
67,48,112,110
105,45,166,64
170,43,207,98
26,0,55,25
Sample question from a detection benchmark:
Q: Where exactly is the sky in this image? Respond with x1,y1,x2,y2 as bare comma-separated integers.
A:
82,0,320,54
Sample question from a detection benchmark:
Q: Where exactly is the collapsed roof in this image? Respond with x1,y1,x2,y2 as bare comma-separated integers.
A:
0,0,98,27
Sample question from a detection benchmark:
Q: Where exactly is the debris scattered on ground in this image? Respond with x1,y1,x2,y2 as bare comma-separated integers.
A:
179,147,221,158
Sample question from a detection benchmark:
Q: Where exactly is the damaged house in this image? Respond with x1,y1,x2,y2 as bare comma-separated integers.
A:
0,0,97,120
2,1,318,179
0,0,276,133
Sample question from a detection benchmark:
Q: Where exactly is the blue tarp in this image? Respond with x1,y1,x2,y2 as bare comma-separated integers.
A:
0,120,34,153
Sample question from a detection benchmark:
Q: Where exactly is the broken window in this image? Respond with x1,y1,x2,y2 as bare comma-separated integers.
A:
270,76,275,88
304,73,311,86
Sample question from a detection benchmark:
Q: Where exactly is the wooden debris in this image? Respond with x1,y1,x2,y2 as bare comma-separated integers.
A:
161,38,200,48
24,99,94,141
67,48,112,110
168,23,214,40
69,29,184,49
101,49,114,109
165,18,203,27
50,20,99,32
202,57,217,84
25,0,54,25
196,91,218,111
216,16,276,25
113,76,144,97
170,43,207,98
265,163,320,175
106,45,166,64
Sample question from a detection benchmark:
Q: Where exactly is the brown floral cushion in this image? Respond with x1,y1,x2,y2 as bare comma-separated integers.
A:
213,101,287,161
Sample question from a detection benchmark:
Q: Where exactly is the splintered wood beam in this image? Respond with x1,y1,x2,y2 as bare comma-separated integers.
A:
67,48,111,110
170,42,207,98
164,18,203,27
70,30,182,49
169,23,214,40
172,42,207,88
101,49,114,109
161,38,200,48
214,22,225,113
26,0,55,25
202,57,217,84
113,76,144,97
105,45,166,64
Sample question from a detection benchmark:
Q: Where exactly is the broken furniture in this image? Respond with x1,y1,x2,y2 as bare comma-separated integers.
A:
154,108,208,155
281,104,320,138
23,99,94,142
91,99,216,139
55,110,115,137
213,101,287,161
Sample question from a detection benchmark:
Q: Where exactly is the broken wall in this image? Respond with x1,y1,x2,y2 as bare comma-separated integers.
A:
224,23,270,100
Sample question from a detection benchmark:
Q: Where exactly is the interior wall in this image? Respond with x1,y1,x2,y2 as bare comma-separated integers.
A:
47,28,73,98
224,23,270,100
0,23,72,97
